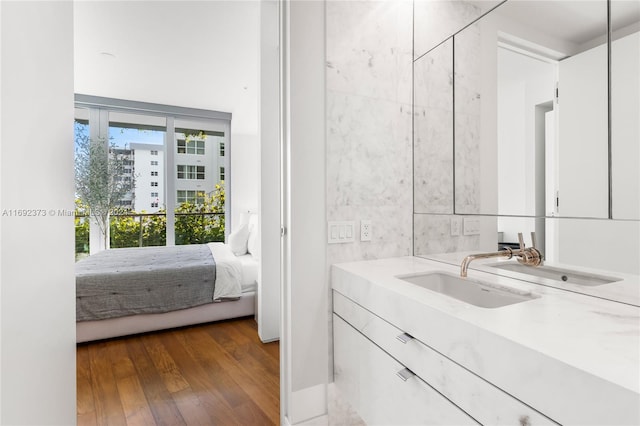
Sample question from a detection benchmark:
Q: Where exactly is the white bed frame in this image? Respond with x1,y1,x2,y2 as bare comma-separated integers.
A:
76,291,255,343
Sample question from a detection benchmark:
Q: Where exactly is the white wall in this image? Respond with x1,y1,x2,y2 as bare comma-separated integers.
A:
258,0,280,343
0,1,76,424
558,42,608,218
497,47,556,217
283,1,328,423
611,31,640,220
73,1,260,228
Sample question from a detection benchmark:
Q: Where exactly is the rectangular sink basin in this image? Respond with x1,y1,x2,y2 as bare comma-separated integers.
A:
489,263,621,286
396,272,538,308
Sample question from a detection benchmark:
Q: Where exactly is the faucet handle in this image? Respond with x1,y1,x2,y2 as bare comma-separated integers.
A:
530,232,537,248
518,233,526,251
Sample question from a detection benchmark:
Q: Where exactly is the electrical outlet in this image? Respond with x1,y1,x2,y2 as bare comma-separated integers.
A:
360,220,372,242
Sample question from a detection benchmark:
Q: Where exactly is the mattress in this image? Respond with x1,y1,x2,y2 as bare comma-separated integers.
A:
77,243,244,322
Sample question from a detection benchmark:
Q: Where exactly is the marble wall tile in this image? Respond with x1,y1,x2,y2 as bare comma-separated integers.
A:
326,0,414,385
327,205,412,267
326,0,413,105
454,19,493,215
413,213,481,255
327,92,412,208
414,39,454,214
326,0,413,260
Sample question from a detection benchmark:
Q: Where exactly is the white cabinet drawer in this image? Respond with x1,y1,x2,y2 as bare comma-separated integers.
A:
334,314,479,425
334,291,559,426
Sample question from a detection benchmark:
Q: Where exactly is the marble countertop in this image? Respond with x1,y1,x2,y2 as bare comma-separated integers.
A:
331,256,640,424
420,251,640,307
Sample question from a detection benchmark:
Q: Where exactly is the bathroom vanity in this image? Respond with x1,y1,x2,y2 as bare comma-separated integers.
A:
332,256,640,425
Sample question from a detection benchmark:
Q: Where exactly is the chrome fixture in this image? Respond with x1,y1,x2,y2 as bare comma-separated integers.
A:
460,232,543,277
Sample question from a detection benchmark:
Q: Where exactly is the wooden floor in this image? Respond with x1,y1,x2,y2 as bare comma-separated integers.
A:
77,317,280,425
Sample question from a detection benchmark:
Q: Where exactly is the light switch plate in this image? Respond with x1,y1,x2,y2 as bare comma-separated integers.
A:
463,218,481,236
328,221,355,244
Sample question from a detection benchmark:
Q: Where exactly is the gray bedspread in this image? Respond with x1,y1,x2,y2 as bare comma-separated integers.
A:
76,245,216,321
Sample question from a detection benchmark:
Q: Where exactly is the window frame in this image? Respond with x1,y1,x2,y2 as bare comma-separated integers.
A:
75,94,232,245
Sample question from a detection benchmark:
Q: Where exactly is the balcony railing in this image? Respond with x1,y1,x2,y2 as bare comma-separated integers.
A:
75,212,225,255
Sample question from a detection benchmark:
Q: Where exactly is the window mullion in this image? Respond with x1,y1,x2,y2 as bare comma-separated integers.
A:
165,117,176,246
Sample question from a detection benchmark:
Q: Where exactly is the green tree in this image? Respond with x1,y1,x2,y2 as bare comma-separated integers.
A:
74,125,135,250
75,199,90,258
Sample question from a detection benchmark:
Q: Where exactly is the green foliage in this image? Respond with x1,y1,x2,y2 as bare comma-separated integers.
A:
75,181,225,254
75,199,90,256
175,183,225,245
109,215,141,248
141,213,167,246
74,123,135,246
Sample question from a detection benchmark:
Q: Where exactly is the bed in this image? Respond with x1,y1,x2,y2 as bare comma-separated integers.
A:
76,216,260,343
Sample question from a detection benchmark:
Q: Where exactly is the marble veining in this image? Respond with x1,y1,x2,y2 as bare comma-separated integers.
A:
332,256,640,425
414,39,454,214
326,0,413,399
326,0,413,264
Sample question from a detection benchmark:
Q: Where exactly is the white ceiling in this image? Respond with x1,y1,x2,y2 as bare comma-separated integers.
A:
74,1,260,135
497,0,639,51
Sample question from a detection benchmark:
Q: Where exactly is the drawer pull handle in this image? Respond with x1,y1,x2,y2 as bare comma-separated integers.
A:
396,332,414,344
396,368,415,382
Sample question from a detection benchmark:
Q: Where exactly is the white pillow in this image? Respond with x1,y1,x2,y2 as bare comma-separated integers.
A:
228,223,249,256
247,214,260,259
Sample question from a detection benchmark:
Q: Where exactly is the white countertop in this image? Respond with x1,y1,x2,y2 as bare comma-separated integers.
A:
332,256,640,424
421,251,640,307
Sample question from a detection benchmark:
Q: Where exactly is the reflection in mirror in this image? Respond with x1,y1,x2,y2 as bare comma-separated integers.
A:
453,0,609,220
611,0,640,220
413,0,502,58
414,39,454,214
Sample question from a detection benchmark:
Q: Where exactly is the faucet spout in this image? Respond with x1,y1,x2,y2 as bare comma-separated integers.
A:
460,248,513,277
460,232,544,277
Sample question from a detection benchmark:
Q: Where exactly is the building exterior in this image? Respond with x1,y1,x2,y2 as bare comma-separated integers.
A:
130,142,165,213
121,134,225,213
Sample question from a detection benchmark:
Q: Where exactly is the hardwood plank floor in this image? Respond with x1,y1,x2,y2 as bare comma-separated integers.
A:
77,317,279,425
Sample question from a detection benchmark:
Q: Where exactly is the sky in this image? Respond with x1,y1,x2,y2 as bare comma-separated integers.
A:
109,127,165,148
74,121,164,149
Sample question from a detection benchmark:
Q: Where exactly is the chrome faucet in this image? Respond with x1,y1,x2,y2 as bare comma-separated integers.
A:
460,232,543,277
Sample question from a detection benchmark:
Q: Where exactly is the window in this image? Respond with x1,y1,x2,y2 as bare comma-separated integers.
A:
177,165,205,180
177,190,206,205
75,95,229,250
177,138,205,155
219,142,225,157
219,166,225,181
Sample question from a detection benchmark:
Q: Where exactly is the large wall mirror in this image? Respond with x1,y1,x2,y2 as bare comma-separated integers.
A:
611,1,640,220
413,0,639,220
413,0,639,274
454,0,613,219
